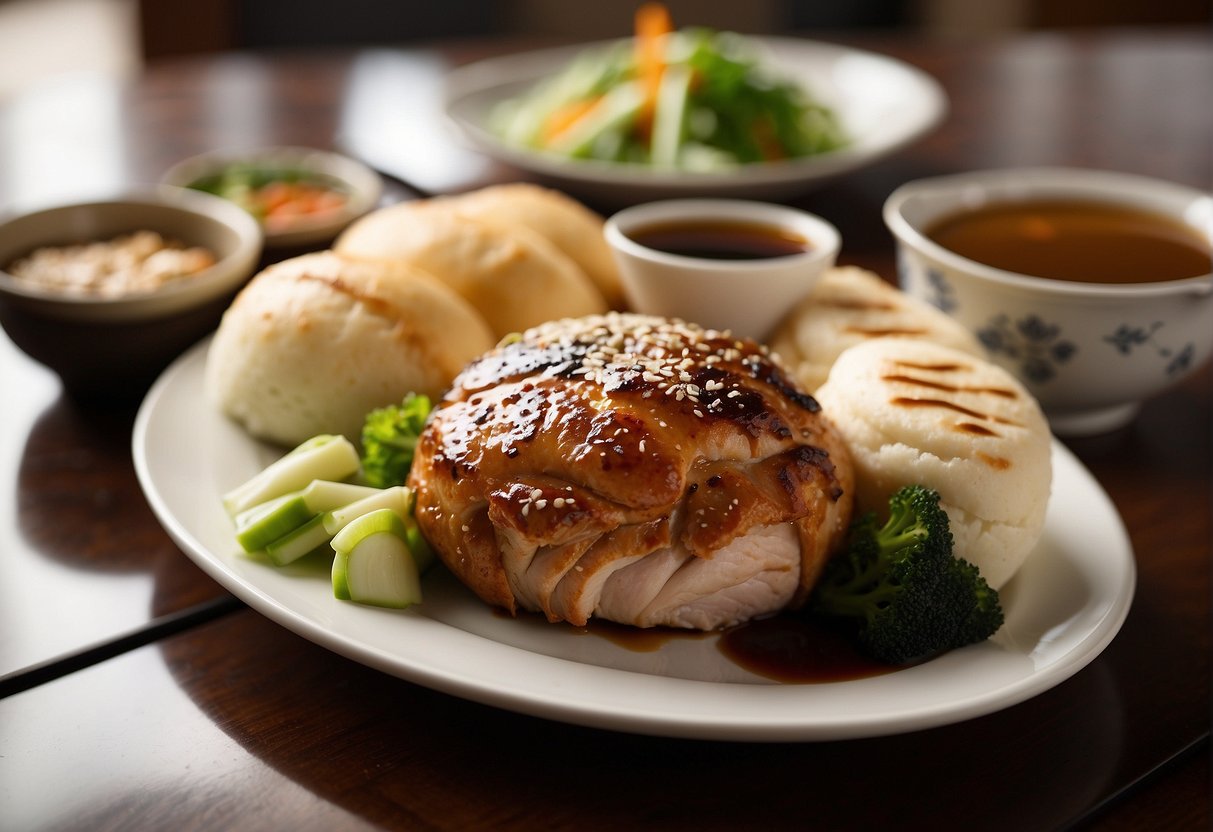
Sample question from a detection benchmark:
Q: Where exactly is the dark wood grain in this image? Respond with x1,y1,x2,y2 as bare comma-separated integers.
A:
0,27,1208,832
0,335,233,682
0,601,1206,831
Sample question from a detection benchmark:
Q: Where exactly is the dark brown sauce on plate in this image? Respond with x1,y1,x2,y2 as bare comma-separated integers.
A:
718,614,898,683
926,199,1211,284
587,613,898,683
629,219,811,260
578,618,711,652
503,608,901,683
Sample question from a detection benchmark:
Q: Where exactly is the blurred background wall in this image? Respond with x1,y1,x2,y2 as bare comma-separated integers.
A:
1,0,1210,100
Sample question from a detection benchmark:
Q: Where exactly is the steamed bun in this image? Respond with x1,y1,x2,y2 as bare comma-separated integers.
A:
813,338,1052,589
438,183,624,308
334,200,607,336
206,251,495,447
770,266,984,393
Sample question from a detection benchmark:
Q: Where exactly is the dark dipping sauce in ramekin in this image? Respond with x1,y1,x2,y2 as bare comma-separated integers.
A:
628,219,812,260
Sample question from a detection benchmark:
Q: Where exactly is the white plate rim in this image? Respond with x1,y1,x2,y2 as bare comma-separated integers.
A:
441,36,949,196
133,338,1136,742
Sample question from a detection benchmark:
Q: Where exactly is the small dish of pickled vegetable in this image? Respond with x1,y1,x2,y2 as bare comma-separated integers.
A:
163,147,383,248
443,7,947,204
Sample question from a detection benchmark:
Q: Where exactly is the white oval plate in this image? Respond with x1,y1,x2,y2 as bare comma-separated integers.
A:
133,339,1134,742
443,37,948,204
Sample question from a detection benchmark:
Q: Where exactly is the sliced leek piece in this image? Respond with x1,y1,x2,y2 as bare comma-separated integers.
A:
233,479,384,554
265,514,332,566
322,486,413,537
222,435,360,517
331,508,423,608
234,492,314,552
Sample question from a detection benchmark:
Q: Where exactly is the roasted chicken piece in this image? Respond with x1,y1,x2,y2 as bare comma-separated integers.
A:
408,313,854,630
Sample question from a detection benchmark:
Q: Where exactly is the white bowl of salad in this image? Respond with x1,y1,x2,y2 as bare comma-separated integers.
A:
443,8,946,204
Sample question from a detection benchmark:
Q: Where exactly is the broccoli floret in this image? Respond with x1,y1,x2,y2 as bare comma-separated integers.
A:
810,485,1004,665
359,393,433,487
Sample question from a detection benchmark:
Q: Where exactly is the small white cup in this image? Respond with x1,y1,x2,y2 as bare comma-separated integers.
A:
604,199,840,342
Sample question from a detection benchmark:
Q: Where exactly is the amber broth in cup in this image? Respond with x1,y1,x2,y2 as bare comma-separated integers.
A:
925,199,1211,284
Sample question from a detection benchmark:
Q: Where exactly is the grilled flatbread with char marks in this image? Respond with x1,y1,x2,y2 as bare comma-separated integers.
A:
770,266,984,393
815,337,1052,589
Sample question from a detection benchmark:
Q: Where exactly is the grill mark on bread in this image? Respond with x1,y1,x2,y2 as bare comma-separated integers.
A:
881,373,1019,398
955,421,1001,437
893,360,971,372
818,298,898,311
889,396,1023,426
978,452,1012,470
845,326,929,338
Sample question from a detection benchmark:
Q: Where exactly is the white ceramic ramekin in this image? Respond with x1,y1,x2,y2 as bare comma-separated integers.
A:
605,198,840,342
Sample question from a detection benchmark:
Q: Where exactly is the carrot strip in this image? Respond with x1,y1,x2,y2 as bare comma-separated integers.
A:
752,117,786,161
634,2,673,142
540,96,602,147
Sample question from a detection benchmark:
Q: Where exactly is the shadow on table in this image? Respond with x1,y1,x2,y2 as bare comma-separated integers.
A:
153,607,1125,831
14,386,226,612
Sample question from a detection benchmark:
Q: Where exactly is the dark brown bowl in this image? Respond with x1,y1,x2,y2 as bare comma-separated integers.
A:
0,188,262,400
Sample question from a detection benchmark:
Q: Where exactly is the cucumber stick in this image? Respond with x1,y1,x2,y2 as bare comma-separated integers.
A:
264,514,332,566
651,64,692,168
222,435,360,517
300,480,383,513
265,485,415,567
323,486,413,536
234,492,315,552
546,81,645,158
233,479,385,554
331,508,424,608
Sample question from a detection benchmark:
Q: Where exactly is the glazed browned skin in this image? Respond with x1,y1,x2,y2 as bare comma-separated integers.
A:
408,313,854,629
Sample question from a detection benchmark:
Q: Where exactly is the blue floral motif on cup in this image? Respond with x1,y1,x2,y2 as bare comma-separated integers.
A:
923,267,957,313
978,313,1077,384
1103,322,1195,377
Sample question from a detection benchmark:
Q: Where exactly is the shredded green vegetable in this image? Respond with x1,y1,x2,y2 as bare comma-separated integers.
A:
490,29,848,170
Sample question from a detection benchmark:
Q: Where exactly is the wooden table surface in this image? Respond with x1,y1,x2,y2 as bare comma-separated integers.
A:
0,28,1209,832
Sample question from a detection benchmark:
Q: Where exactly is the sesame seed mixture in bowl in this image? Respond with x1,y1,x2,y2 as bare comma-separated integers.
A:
6,230,216,298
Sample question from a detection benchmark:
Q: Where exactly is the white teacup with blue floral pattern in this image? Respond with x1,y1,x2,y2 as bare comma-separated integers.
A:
884,167,1212,436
